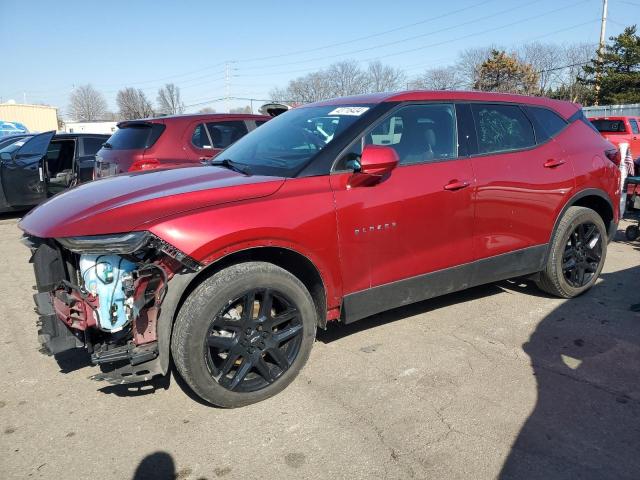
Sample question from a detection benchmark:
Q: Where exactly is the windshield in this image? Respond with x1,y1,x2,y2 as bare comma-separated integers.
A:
216,105,373,177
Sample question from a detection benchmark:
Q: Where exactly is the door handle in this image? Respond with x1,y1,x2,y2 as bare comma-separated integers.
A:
444,180,470,191
544,159,565,168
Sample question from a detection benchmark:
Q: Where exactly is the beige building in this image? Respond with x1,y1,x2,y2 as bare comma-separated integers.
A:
0,102,58,132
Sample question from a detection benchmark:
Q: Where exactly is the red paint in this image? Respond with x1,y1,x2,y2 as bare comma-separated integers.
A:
95,114,270,176
20,91,621,319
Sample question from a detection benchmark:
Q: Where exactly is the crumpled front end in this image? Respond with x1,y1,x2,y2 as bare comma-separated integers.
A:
24,232,200,384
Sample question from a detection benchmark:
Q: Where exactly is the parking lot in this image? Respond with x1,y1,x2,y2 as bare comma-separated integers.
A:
0,213,638,479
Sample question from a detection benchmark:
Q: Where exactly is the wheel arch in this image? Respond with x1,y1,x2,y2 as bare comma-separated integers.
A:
545,188,616,264
155,245,330,376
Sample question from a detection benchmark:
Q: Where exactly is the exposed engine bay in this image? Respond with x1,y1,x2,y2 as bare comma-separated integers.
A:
24,232,200,384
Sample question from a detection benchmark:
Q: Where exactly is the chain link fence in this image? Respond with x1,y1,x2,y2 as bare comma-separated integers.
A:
583,104,640,117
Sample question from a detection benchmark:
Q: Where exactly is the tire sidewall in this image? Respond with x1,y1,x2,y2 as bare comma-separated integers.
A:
174,263,317,408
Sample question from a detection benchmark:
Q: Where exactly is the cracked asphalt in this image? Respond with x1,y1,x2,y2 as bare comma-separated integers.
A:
1,214,639,479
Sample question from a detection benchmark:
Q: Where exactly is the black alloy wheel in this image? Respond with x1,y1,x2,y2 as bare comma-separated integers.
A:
204,288,304,392
562,221,603,288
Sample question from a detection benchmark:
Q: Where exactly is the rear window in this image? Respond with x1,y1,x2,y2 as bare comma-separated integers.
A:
82,137,106,155
590,119,626,133
106,123,165,150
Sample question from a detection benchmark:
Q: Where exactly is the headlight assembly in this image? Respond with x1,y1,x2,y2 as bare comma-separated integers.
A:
56,231,151,254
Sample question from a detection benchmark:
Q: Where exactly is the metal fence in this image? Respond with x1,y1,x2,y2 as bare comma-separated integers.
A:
583,103,640,117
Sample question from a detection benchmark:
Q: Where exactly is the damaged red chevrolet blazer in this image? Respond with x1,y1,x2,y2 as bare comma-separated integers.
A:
20,91,620,407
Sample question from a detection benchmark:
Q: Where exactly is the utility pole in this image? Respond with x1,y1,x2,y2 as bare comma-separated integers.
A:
594,0,608,106
224,61,236,113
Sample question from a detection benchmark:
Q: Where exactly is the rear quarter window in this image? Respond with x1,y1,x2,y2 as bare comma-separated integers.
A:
106,123,165,150
526,106,568,143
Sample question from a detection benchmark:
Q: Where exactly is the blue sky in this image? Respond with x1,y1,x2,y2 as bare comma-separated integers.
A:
0,0,634,116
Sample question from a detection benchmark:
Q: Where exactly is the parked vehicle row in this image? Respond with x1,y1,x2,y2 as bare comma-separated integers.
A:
20,90,620,407
0,113,269,213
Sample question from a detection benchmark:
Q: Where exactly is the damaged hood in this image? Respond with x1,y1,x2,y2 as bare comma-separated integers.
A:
20,166,285,238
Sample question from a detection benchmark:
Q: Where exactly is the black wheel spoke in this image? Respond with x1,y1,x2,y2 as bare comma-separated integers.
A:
219,350,241,376
242,291,256,322
259,289,273,319
207,334,235,350
204,287,304,393
269,307,298,328
267,347,290,370
254,357,276,383
225,357,252,391
273,323,303,344
563,257,577,270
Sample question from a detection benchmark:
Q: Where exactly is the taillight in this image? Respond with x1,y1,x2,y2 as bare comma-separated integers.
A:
605,148,621,166
129,158,160,171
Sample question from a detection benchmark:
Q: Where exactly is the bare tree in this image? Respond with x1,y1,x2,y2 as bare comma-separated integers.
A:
116,88,155,120
411,66,462,90
68,84,107,121
198,107,216,113
562,42,597,102
518,42,564,94
366,61,406,92
326,60,369,97
157,83,185,115
456,45,500,89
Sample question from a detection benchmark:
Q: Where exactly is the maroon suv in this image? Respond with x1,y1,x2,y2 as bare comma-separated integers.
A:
94,113,270,177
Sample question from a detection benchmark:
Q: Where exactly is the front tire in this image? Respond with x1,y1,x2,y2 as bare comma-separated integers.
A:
536,206,607,298
172,261,317,408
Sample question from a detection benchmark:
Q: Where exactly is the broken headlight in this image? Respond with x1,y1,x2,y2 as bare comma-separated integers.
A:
56,231,151,254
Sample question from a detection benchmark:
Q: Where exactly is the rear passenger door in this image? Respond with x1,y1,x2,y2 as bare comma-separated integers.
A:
468,103,574,260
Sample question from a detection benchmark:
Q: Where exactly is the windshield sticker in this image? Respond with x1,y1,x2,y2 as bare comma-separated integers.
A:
328,106,370,116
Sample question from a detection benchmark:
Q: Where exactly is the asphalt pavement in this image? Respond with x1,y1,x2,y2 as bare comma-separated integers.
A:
1,214,638,480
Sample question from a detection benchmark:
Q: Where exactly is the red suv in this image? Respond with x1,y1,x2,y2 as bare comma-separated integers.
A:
20,91,620,407
94,113,270,177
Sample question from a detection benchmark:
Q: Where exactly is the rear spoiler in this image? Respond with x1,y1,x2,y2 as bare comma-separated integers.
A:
116,120,158,129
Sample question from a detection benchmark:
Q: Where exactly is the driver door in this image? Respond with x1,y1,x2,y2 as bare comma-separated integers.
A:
1,131,54,208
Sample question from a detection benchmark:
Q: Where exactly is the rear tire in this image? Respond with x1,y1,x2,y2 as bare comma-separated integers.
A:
536,206,607,298
172,261,317,408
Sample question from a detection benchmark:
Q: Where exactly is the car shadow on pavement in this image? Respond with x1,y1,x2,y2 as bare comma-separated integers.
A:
132,451,176,480
317,283,504,343
499,265,640,479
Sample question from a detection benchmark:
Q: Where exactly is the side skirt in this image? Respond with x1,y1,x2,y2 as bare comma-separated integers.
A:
341,244,547,324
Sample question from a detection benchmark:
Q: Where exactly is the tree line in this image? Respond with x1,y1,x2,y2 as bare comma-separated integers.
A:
67,25,640,121
68,83,187,122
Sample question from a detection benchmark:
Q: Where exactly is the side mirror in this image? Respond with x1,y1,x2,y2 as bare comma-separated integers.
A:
0,152,12,162
359,145,399,176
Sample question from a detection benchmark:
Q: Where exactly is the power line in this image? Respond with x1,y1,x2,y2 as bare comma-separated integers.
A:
236,0,544,74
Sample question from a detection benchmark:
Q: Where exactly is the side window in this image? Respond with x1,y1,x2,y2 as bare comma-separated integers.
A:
526,106,567,143
82,137,106,156
191,123,212,149
366,104,457,165
471,104,535,154
630,119,640,135
206,121,249,149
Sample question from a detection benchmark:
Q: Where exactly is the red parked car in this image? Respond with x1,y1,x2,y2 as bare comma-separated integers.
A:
94,113,270,177
20,91,620,407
